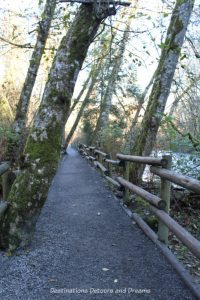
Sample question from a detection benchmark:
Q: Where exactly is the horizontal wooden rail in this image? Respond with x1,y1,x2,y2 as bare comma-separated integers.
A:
89,156,96,161
0,162,10,176
0,201,8,219
116,154,167,166
116,177,166,209
150,205,200,260
80,145,200,262
105,159,120,165
150,166,200,194
94,149,108,158
79,143,87,148
96,161,109,175
105,176,121,189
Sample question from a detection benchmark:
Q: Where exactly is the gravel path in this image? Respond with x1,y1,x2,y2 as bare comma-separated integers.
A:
0,149,196,299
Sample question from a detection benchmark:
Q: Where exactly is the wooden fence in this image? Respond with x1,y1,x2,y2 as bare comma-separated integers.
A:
78,143,200,261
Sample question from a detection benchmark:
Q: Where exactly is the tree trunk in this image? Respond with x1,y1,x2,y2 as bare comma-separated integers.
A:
9,0,57,160
61,72,92,148
92,26,130,145
124,71,155,153
92,3,138,147
130,0,194,182
68,72,92,119
64,65,99,149
0,4,104,250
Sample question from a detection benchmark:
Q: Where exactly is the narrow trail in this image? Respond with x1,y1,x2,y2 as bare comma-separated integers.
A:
0,149,195,299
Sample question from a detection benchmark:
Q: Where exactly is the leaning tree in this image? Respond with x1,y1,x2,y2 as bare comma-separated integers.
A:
0,1,127,250
129,0,195,182
10,0,57,160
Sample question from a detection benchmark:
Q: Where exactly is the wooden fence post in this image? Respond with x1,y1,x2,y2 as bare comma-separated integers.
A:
123,161,130,205
108,162,112,177
157,155,172,244
107,162,113,190
98,153,102,164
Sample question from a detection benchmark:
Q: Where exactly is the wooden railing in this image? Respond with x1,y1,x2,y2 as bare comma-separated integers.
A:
78,143,200,261
0,162,10,219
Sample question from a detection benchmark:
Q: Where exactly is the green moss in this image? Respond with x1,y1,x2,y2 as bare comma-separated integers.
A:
0,3,102,251
1,114,63,250
8,232,21,251
144,215,158,231
176,0,185,4
26,120,62,165
174,18,184,34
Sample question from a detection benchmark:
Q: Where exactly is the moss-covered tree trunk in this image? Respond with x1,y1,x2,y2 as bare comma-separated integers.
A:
0,4,104,250
130,0,194,182
11,0,56,158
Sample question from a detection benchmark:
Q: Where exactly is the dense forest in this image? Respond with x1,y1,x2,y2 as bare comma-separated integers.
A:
0,0,199,271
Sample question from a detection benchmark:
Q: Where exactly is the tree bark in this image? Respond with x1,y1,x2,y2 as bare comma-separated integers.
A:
68,72,92,119
14,0,56,132
129,0,195,182
64,65,99,149
92,2,138,147
9,0,57,160
92,26,130,145
0,4,104,250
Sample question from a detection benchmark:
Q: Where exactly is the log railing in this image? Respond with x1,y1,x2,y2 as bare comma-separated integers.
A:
0,162,10,219
78,143,200,260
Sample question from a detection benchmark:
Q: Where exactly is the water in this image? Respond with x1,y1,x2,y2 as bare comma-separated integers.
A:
143,151,200,182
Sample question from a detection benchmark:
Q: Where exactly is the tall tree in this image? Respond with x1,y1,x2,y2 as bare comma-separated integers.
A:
92,1,138,147
67,73,92,119
129,0,195,182
124,71,155,153
64,63,100,149
0,3,115,250
10,0,57,159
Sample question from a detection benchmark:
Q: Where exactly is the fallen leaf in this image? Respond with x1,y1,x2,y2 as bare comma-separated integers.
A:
102,268,109,272
48,278,57,282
